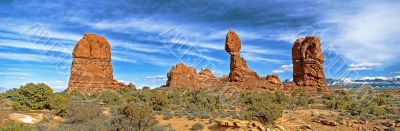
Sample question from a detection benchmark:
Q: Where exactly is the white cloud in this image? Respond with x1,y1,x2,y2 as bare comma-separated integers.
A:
323,2,400,64
112,56,139,64
0,52,68,63
144,75,168,84
347,62,382,71
241,52,283,64
41,81,67,92
0,39,72,54
0,72,32,76
359,76,391,81
272,64,293,73
117,80,134,85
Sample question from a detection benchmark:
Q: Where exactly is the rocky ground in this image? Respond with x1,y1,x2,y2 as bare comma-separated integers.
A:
2,106,399,131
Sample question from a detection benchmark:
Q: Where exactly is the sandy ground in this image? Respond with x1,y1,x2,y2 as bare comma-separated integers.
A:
156,115,219,131
8,113,43,124
155,109,399,131
1,107,399,130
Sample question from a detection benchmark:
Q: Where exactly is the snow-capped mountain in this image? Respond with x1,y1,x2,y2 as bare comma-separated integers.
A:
328,76,400,88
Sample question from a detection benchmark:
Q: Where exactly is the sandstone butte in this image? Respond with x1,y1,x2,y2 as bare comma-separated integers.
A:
291,35,329,92
66,33,127,93
166,63,223,89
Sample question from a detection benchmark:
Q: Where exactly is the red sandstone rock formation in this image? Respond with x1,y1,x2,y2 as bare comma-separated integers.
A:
166,63,200,88
225,30,259,82
67,33,126,93
198,68,221,87
127,82,136,90
198,68,218,82
292,35,327,87
263,74,281,84
165,30,284,90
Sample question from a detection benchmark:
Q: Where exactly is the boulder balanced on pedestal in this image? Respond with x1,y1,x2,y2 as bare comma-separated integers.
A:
225,30,259,82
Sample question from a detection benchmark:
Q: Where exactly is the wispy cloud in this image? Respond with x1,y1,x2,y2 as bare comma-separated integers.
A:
0,72,32,76
241,52,283,64
0,52,68,63
323,1,400,64
144,75,167,84
39,80,67,92
347,62,382,71
272,64,293,73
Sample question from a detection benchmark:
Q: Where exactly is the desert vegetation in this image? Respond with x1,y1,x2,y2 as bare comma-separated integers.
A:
0,83,399,130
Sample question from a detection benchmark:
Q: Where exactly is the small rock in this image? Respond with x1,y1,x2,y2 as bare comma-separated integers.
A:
274,125,287,131
301,124,312,129
373,126,382,131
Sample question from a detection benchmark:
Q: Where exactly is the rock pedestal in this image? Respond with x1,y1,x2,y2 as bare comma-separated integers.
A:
67,33,125,93
225,30,259,82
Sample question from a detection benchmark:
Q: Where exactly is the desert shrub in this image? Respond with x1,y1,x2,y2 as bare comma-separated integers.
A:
350,96,389,117
54,102,110,131
98,91,122,105
324,90,395,117
0,121,37,131
241,91,288,123
48,93,71,116
110,103,157,130
0,93,12,109
68,90,90,102
166,91,184,109
373,93,394,106
150,92,170,111
151,125,175,131
53,117,110,131
185,89,224,112
163,112,173,120
142,86,151,90
120,91,141,104
5,83,53,110
323,90,355,111
65,102,103,124
129,90,171,111
190,123,204,131
117,87,131,95
288,89,312,108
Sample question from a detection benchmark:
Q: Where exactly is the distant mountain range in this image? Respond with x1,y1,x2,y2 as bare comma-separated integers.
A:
327,76,400,88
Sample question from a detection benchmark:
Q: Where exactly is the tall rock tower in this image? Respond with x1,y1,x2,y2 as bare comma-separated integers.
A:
292,35,327,87
225,30,259,82
67,33,125,93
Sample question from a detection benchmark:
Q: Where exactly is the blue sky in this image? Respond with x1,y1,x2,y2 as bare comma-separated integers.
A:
0,0,399,91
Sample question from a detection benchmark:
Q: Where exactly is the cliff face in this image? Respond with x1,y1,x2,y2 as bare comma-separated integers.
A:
67,33,125,93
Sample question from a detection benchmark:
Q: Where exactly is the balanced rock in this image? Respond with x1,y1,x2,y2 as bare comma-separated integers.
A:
225,30,259,82
67,33,125,93
292,36,327,87
166,63,200,88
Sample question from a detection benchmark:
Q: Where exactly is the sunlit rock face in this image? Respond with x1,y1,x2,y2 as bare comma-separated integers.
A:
292,36,328,87
67,33,125,93
166,63,200,89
